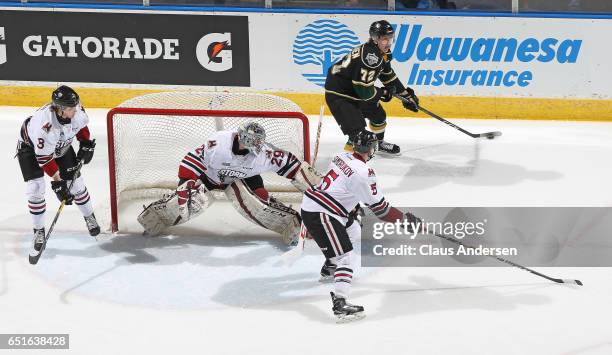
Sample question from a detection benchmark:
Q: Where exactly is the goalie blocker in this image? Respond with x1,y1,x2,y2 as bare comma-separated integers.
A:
137,123,321,243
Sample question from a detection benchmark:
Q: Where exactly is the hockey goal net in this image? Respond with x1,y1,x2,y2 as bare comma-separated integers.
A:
107,92,310,232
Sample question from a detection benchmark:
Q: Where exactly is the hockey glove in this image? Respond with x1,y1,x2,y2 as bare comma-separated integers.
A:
398,88,419,112
379,86,396,103
177,179,200,217
51,180,74,205
77,139,96,165
347,204,365,228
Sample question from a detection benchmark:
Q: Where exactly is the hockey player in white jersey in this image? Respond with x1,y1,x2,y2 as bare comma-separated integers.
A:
16,85,99,253
301,129,422,321
137,122,321,244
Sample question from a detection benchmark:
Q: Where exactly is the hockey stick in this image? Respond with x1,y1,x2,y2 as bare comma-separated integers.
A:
280,222,308,266
29,160,84,265
429,231,583,286
311,105,324,165
393,94,502,140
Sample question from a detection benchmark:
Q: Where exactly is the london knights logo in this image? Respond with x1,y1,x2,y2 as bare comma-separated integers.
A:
292,19,360,88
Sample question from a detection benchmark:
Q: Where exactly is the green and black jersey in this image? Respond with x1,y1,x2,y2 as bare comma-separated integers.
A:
324,40,405,102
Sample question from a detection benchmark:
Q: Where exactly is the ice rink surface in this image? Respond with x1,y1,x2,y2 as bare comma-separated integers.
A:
1,106,611,354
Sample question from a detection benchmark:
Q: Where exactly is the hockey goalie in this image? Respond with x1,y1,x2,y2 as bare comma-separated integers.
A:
137,122,321,244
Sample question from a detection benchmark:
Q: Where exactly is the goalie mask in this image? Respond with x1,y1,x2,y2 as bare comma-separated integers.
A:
238,122,266,154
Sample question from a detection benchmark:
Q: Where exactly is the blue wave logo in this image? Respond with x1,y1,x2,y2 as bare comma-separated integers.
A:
293,19,361,88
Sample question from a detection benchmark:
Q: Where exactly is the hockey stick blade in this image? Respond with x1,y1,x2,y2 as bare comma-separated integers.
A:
280,224,307,266
29,248,44,265
559,279,583,286
393,94,502,140
478,131,503,140
430,231,583,286
29,200,67,265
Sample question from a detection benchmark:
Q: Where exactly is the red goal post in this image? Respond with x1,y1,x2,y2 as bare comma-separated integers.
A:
107,92,310,232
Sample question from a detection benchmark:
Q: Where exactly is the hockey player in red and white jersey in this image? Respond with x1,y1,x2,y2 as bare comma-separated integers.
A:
16,85,99,254
301,129,422,321
137,122,321,244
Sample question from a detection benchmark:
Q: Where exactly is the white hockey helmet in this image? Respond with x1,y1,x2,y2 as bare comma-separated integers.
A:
238,122,266,154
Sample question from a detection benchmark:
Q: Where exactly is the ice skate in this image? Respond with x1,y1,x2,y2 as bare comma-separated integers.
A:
319,259,337,282
330,292,365,323
32,228,46,252
84,213,100,237
377,140,400,156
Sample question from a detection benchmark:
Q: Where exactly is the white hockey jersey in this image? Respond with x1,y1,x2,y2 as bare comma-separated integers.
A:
178,130,302,186
301,152,390,225
18,104,90,175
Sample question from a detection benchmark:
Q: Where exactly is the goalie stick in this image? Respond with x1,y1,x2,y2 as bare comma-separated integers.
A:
281,105,325,263
311,105,324,166
393,94,502,140
29,160,84,265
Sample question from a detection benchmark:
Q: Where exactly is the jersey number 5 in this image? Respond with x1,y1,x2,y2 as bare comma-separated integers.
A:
319,169,339,190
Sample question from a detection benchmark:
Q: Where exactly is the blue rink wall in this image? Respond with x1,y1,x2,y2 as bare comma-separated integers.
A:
0,4,611,120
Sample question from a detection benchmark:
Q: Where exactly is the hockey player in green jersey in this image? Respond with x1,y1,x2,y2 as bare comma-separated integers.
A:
324,20,419,156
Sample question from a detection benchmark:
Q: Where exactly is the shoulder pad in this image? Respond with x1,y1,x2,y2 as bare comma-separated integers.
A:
361,43,383,69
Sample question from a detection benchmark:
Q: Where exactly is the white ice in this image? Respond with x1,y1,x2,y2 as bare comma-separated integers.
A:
1,106,611,355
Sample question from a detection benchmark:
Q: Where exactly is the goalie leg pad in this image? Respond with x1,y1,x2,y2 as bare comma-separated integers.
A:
225,180,301,244
137,186,213,235
291,161,322,192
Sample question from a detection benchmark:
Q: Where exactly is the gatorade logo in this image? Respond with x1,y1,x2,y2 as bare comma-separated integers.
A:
196,32,233,72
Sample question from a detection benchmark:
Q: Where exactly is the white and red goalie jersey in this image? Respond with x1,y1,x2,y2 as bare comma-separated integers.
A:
301,152,403,225
18,104,91,177
178,130,302,188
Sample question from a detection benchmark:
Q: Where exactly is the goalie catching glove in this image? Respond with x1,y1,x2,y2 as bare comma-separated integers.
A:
177,179,201,219
137,181,214,236
290,161,323,192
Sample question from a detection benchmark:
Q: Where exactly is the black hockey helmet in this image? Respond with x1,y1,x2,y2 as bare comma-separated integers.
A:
369,20,394,41
352,130,378,160
52,85,79,107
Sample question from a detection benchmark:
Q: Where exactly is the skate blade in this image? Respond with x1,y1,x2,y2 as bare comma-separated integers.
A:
335,312,366,324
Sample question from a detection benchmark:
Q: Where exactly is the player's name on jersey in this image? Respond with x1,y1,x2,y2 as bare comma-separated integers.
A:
332,156,354,177
23,36,180,60
372,244,518,257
